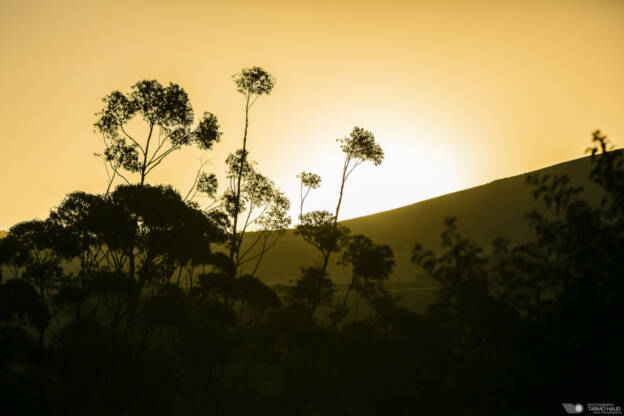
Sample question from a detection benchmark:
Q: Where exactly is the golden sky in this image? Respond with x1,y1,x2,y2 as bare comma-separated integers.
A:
1,0,623,230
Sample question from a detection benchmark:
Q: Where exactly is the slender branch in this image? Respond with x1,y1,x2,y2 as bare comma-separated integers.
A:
239,233,281,267
144,144,182,176
299,180,304,220
250,234,271,277
109,161,132,186
184,161,208,202
345,160,363,180
231,92,252,264
248,94,260,109
139,122,155,185
236,199,257,265
146,127,171,166
103,160,117,195
239,229,267,260
119,123,145,154
240,200,256,236
203,199,220,211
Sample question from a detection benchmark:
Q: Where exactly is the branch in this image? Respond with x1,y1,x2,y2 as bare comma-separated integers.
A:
248,94,260,109
250,233,272,277
203,199,220,211
240,199,256,235
184,161,209,202
239,228,267,260
119,123,145,154
236,199,257,264
146,127,170,166
239,232,282,267
102,160,117,195
345,160,363,180
109,160,132,186
244,205,269,231
144,144,182,176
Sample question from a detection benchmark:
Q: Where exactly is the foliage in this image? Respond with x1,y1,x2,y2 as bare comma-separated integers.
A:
226,67,286,279
4,68,623,416
224,151,291,276
293,127,390,325
343,235,395,283
232,67,276,97
94,80,221,187
295,210,351,265
285,266,336,320
338,126,384,167
296,171,321,219
408,130,624,413
337,235,396,320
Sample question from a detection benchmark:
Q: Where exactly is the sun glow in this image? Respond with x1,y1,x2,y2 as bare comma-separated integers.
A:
340,125,465,220
1,0,623,230
287,120,466,224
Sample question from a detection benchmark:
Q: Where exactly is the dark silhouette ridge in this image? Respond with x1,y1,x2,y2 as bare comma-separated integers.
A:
0,64,621,414
0,129,622,415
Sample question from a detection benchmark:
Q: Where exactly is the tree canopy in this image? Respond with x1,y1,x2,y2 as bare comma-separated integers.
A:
95,80,221,187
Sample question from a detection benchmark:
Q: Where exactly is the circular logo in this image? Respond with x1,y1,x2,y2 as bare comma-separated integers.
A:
575,404,584,413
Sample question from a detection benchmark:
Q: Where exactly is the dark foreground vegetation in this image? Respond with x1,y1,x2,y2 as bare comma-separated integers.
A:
1,70,622,415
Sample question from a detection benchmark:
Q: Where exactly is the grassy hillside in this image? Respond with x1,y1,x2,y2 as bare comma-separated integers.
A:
249,152,604,285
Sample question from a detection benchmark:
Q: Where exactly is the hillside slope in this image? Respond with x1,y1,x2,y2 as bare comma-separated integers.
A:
0,152,608,287
250,152,604,285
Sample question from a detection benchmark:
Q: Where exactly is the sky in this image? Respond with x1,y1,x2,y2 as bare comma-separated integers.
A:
1,0,623,230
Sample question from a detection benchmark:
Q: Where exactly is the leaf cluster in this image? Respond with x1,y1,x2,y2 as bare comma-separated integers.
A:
338,126,384,167
232,66,276,96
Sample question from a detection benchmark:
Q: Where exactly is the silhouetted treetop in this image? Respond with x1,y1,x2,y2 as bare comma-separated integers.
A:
196,172,218,198
94,80,221,186
297,171,322,220
295,210,350,254
343,235,395,282
286,266,335,319
339,126,384,167
232,66,276,97
297,172,321,189
587,130,624,218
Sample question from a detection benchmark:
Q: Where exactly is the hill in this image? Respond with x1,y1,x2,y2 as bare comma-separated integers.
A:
0,152,608,288
250,152,605,285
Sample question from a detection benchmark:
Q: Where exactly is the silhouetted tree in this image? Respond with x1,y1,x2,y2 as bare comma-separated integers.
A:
296,171,321,220
223,151,291,277
94,80,221,188
292,128,384,324
234,274,282,324
229,67,276,264
334,127,384,225
286,266,336,320
298,126,384,274
295,210,351,274
0,278,50,345
409,130,624,414
338,234,395,320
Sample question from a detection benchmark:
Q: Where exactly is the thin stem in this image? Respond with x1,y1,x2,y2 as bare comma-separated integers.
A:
230,92,251,268
184,161,208,202
140,122,155,185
